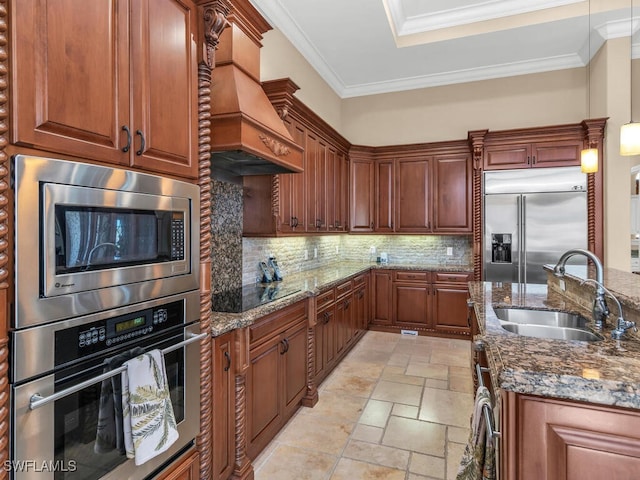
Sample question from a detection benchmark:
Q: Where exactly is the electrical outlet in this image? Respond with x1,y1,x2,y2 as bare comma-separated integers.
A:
313,247,318,259
303,249,308,261
446,247,453,256
336,245,340,254
369,245,376,254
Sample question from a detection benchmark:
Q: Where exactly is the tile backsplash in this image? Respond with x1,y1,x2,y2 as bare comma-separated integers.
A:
242,234,472,286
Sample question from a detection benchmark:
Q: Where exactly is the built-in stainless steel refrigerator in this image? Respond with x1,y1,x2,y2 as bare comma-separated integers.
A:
483,166,587,284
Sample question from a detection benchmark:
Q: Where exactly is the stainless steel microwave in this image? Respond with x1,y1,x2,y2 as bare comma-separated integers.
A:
12,155,200,329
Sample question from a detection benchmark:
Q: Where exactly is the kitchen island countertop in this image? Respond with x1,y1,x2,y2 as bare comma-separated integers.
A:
211,261,472,337
469,276,640,409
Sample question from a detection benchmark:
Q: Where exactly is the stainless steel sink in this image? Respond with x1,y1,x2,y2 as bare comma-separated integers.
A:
500,323,603,342
493,307,588,329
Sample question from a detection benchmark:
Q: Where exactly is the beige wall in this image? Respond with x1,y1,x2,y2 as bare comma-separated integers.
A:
260,29,343,133
342,69,586,145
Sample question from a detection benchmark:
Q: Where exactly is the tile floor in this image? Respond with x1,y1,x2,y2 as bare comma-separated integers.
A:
253,331,474,480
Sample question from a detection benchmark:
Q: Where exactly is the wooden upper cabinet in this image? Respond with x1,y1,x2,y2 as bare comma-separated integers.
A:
432,154,472,232
350,158,375,232
12,0,199,178
376,160,395,232
395,158,431,232
484,139,581,170
279,117,306,234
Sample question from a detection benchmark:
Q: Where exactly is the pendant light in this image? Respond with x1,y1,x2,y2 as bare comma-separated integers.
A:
581,0,599,173
621,0,640,156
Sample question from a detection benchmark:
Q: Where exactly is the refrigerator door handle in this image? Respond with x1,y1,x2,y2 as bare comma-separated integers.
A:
516,196,522,284
522,196,527,284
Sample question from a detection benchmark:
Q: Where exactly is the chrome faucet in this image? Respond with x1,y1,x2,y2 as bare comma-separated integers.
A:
580,279,637,340
553,249,609,328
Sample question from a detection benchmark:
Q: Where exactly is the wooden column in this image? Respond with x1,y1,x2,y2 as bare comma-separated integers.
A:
196,2,229,479
581,118,607,260
468,130,488,282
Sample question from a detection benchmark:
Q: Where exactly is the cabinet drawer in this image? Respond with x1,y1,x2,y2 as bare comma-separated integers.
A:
250,301,307,346
316,288,335,311
352,274,366,287
336,280,353,299
434,272,473,283
394,271,430,282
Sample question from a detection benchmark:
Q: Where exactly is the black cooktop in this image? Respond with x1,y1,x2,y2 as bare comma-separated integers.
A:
211,283,302,313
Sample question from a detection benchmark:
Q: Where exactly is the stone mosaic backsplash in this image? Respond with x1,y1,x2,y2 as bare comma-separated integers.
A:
242,234,472,286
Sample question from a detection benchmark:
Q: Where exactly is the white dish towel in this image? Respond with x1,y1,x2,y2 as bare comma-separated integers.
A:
121,349,179,466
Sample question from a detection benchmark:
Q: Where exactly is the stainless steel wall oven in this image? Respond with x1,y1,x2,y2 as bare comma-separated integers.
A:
10,156,202,480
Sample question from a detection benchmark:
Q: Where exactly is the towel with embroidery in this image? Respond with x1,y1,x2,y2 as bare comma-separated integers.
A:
121,349,178,465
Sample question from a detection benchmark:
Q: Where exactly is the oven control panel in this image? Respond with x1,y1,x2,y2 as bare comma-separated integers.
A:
55,300,184,366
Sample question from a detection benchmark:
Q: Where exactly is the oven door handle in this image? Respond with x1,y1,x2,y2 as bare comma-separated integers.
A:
29,331,207,411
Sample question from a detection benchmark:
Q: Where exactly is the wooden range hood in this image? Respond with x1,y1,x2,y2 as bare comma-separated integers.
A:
210,0,303,177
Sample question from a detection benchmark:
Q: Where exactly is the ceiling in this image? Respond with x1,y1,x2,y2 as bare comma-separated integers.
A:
249,0,640,98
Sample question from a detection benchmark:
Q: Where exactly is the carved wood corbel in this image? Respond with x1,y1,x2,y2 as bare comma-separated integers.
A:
195,2,229,479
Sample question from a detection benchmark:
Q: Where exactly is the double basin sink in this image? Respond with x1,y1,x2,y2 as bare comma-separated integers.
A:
494,307,603,342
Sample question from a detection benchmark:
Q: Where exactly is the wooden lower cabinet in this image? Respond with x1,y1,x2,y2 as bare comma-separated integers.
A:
371,269,472,338
353,274,370,335
155,450,199,480
246,301,308,459
503,392,640,480
372,270,393,326
212,331,235,480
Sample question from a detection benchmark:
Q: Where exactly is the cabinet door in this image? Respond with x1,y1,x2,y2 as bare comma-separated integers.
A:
12,0,130,165
212,332,235,480
315,306,330,380
156,450,200,480
337,152,350,231
282,321,308,417
305,132,326,231
326,146,338,232
130,0,199,178
279,118,306,233
334,296,349,357
395,158,431,232
247,338,281,459
350,159,375,232
514,395,640,480
432,154,472,233
353,276,370,334
484,144,531,170
376,161,395,232
531,140,581,168
372,271,393,325
432,284,470,335
393,283,431,327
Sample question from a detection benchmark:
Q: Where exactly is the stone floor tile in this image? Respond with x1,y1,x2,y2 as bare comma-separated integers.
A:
351,424,384,444
382,416,446,456
419,387,474,428
410,452,446,478
332,360,386,380
391,403,419,419
449,373,474,394
406,362,449,380
446,441,467,480
381,369,426,386
330,458,406,480
448,425,471,445
359,399,393,427
430,349,470,368
323,373,378,398
388,352,411,367
425,378,449,389
343,439,410,470
253,444,337,480
276,414,354,456
371,380,423,406
300,392,367,423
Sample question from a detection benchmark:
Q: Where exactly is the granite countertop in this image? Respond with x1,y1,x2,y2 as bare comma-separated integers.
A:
211,261,472,336
469,278,640,409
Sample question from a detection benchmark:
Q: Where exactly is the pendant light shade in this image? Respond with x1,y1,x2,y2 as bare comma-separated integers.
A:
581,147,599,172
620,122,640,155
620,0,640,155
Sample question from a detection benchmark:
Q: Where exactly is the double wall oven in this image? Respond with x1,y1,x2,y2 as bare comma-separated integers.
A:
10,155,202,480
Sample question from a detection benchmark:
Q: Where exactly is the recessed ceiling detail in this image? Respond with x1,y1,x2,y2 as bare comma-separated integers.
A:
250,0,639,99
383,0,583,36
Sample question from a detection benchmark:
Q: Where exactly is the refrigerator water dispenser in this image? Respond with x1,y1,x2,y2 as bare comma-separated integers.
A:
491,233,512,263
